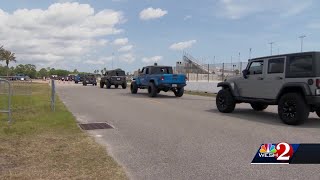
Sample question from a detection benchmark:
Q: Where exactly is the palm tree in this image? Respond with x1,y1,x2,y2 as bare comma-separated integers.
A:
0,48,16,76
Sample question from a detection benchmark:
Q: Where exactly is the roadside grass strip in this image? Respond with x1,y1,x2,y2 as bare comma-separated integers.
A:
0,83,127,180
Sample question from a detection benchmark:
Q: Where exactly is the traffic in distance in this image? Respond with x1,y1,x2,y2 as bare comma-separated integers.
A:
59,51,320,125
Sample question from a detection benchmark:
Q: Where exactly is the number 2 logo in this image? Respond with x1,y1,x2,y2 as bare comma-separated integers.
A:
276,142,294,161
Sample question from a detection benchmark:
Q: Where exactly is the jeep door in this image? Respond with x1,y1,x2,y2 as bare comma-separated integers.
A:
237,60,266,98
263,57,285,99
139,68,147,86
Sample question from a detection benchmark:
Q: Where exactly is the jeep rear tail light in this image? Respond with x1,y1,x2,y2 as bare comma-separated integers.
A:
317,79,320,88
161,76,164,81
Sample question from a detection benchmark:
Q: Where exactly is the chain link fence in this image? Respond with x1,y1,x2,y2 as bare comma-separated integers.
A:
176,62,249,82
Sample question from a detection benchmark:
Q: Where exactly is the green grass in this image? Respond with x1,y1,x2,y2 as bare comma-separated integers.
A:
0,83,127,180
184,90,216,97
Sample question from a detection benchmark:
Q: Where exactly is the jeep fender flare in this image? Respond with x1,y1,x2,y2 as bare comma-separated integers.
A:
217,82,239,97
276,83,312,100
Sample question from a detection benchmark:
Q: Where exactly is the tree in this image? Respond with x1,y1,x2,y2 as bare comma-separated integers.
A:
0,46,17,76
73,69,79,74
38,68,48,78
0,48,17,76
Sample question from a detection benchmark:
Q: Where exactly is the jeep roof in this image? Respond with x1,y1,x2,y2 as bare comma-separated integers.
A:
105,69,125,76
250,51,320,61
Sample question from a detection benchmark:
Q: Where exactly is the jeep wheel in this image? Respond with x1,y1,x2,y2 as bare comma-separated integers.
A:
216,89,235,113
75,81,78,84
130,82,138,94
148,82,157,97
122,83,127,89
83,83,87,86
174,87,184,97
250,103,268,111
106,81,111,89
278,93,309,125
115,85,119,89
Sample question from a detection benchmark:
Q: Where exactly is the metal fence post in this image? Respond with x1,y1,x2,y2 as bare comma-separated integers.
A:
51,79,55,112
222,63,225,81
0,79,12,123
207,64,210,82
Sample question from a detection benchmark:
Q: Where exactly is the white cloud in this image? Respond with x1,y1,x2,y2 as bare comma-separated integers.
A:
118,45,133,52
139,7,168,20
84,56,113,65
169,40,197,51
119,53,135,63
142,56,163,64
216,0,313,19
307,23,320,29
113,38,128,46
0,2,125,67
184,15,192,20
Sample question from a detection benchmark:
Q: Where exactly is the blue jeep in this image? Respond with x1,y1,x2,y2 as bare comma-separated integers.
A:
130,64,187,97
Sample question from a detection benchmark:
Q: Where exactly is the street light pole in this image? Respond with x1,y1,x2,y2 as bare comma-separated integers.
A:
299,35,306,52
269,42,275,55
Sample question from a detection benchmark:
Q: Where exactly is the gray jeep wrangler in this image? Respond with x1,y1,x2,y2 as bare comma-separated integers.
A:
100,69,127,89
216,51,320,125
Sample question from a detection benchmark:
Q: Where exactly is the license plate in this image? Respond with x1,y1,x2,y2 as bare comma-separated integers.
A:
117,78,121,80
172,84,177,87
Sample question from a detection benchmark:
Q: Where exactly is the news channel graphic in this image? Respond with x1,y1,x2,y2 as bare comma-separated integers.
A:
251,143,320,164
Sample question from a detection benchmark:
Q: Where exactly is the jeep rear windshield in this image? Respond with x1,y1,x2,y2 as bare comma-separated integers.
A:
115,71,125,76
152,67,173,74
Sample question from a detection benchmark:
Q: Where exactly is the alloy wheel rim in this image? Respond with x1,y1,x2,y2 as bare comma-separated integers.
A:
282,100,297,119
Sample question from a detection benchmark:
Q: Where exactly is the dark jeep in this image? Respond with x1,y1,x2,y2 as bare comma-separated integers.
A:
100,69,127,89
83,74,97,86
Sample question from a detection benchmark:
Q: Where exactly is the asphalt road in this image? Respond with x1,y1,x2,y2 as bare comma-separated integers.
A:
57,83,320,180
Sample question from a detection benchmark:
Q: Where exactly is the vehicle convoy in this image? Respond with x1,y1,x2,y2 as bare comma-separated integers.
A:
216,51,320,125
100,69,127,89
131,63,187,97
83,74,97,86
75,74,85,84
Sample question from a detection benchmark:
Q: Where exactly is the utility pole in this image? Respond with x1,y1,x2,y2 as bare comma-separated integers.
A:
299,35,306,52
269,42,275,55
112,52,114,69
249,48,252,60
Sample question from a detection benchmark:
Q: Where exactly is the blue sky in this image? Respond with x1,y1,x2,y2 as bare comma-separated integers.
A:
0,0,319,73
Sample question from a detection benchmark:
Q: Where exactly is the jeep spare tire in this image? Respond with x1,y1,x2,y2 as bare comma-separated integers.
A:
278,93,309,125
250,103,268,111
216,89,236,113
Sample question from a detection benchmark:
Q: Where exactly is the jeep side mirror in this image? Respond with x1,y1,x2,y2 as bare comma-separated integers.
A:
242,69,249,79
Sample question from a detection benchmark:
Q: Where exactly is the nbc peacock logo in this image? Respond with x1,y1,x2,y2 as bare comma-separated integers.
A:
258,144,278,158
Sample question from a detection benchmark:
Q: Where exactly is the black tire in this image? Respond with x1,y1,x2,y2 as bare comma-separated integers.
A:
75,81,78,84
106,81,111,89
122,83,127,89
316,110,320,118
148,82,157,97
278,93,309,125
115,85,119,89
83,83,87,86
130,82,138,94
216,89,236,113
250,103,268,111
174,87,184,97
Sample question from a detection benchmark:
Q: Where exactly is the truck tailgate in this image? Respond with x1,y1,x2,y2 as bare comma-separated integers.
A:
161,74,186,84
